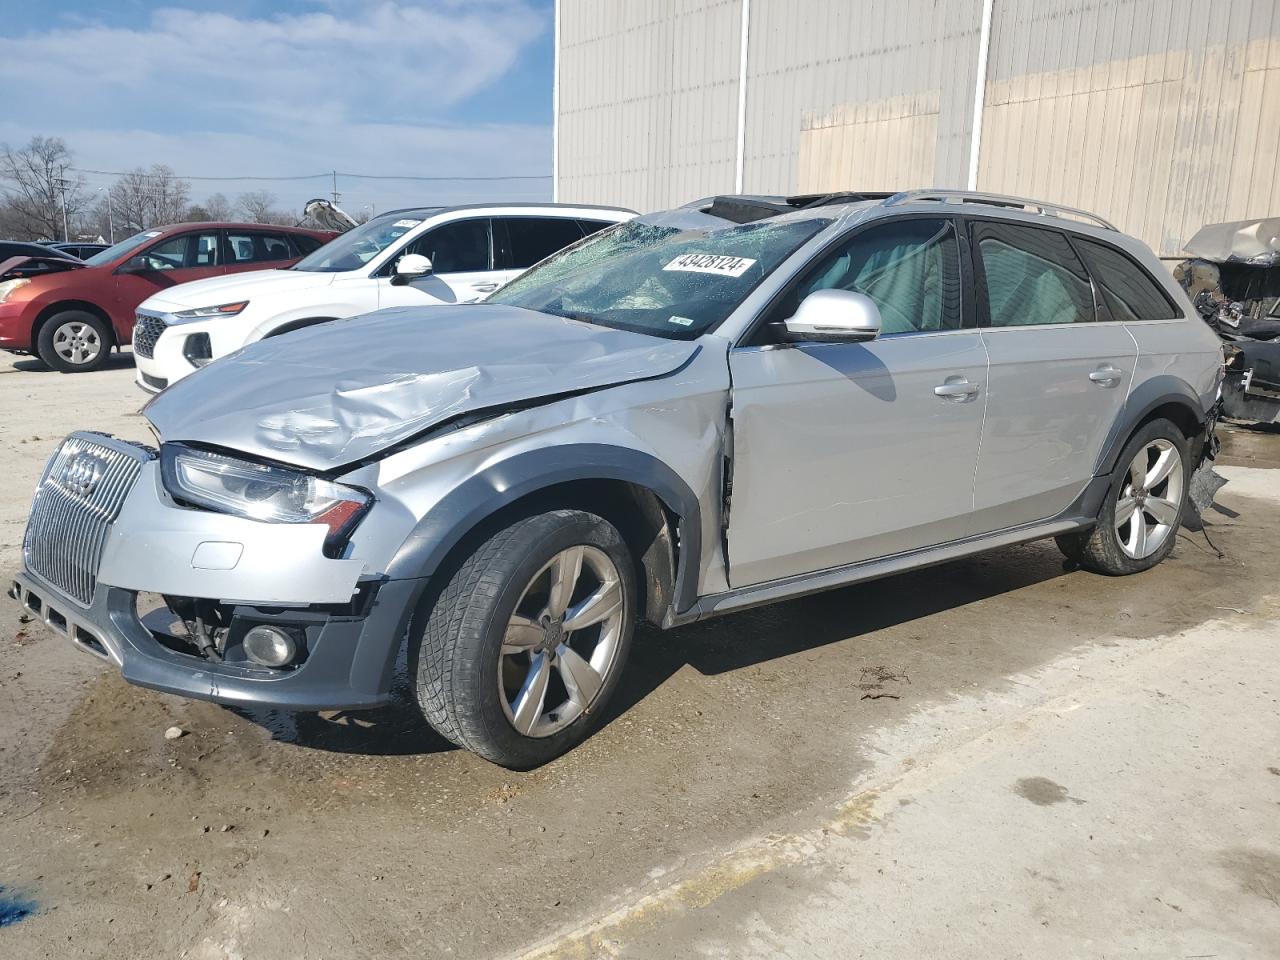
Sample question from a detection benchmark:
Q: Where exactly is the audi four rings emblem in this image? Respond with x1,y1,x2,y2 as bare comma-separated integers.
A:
60,452,106,497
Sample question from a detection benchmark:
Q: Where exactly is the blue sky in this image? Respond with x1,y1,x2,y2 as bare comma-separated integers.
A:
1,1,555,216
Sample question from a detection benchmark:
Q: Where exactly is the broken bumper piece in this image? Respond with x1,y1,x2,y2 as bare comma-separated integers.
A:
9,571,423,711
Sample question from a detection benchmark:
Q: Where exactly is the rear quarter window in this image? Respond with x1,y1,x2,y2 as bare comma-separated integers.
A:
1075,238,1179,322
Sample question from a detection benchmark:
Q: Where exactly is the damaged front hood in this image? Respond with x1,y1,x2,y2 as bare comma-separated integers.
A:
1184,217,1280,266
144,304,697,471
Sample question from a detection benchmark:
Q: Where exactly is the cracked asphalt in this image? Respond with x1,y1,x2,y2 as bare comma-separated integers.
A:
1,351,1277,958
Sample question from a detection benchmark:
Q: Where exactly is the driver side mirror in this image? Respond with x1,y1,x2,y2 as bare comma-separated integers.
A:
390,253,432,286
783,289,881,343
117,255,150,275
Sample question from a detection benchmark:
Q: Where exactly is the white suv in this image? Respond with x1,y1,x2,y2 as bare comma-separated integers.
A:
132,203,634,392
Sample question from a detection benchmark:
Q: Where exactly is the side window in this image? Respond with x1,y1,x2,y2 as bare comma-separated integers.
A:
500,217,587,269
142,232,218,270
291,234,323,255
974,222,1094,326
774,218,962,335
576,218,617,237
407,218,491,273
226,232,292,264
1075,238,1178,322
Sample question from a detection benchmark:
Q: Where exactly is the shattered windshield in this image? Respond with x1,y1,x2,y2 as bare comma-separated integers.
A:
487,215,830,339
291,212,438,273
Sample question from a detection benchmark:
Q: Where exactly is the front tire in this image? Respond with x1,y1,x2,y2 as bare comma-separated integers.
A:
1056,417,1190,575
36,310,113,372
410,510,635,769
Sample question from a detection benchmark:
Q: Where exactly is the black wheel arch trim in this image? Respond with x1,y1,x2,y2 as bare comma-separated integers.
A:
1093,375,1207,477
384,443,703,616
265,316,339,338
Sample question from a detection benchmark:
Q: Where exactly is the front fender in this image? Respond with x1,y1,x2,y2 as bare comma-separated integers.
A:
384,443,703,614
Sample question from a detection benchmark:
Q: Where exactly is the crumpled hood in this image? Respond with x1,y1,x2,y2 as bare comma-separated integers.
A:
144,304,698,471
1184,217,1280,266
142,267,330,312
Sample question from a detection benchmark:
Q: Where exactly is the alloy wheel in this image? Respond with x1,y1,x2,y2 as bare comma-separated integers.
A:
1115,438,1184,560
52,321,102,366
498,544,625,738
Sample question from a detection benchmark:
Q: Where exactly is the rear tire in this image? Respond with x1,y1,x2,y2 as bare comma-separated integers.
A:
36,310,113,372
1056,418,1190,575
410,509,636,769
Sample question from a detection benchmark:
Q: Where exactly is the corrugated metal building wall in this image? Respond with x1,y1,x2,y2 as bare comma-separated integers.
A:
555,0,1280,255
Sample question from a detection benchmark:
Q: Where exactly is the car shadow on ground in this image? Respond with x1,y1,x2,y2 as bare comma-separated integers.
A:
4,352,135,374
236,544,1072,759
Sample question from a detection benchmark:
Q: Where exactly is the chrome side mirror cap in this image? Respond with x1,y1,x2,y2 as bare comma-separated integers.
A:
391,253,433,286
783,289,882,343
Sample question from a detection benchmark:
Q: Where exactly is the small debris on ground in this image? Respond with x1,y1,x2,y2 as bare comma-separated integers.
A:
163,726,186,741
859,665,911,701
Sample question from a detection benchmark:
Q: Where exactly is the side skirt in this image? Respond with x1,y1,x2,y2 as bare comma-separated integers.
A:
668,514,1092,626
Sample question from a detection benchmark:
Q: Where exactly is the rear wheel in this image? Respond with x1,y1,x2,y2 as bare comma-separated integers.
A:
410,509,635,769
36,310,113,372
1056,417,1189,575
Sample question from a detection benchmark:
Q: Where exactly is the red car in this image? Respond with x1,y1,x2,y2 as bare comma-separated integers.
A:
0,222,337,372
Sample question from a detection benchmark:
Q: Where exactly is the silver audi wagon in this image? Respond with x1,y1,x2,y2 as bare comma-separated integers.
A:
12,190,1224,768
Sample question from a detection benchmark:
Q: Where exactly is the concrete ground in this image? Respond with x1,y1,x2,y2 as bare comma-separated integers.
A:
0,350,1277,959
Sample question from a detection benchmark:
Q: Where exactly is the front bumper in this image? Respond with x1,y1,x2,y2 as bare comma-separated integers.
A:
133,309,202,393
10,571,423,710
0,299,33,349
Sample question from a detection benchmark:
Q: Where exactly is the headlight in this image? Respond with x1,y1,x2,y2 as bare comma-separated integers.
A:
172,301,248,319
0,278,30,303
160,445,371,548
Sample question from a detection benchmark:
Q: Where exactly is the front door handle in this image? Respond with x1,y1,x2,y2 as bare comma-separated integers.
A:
472,281,500,293
1089,365,1124,386
933,377,980,401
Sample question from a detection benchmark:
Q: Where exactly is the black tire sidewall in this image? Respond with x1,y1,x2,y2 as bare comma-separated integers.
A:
421,510,636,769
1094,418,1191,574
36,310,113,373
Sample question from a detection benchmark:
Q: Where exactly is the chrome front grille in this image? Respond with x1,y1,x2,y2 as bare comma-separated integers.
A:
132,313,166,358
23,434,150,607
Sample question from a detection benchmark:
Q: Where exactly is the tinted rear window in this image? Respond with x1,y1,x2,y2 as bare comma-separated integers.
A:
1076,238,1178,322
974,222,1095,327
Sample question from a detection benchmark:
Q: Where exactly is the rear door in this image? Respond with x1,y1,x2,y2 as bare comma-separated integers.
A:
377,217,495,306
969,220,1138,527
222,230,303,275
492,216,592,290
725,216,990,586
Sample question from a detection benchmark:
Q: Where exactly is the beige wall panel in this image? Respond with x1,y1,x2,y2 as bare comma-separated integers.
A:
797,94,941,192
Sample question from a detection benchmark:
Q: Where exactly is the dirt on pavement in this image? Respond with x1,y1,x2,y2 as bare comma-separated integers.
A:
1,351,1277,959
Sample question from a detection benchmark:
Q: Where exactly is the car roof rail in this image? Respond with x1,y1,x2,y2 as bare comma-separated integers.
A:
882,189,1117,231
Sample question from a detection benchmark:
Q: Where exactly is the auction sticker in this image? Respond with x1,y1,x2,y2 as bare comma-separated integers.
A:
392,219,422,228
663,253,757,277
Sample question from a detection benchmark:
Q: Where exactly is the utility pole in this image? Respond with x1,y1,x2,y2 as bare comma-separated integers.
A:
331,171,341,205
53,173,70,241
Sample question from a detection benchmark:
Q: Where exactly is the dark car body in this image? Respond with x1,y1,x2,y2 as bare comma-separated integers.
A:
42,241,112,260
0,241,83,279
0,222,337,367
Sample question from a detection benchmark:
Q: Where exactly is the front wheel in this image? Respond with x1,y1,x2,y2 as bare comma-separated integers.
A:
1056,417,1190,575
410,510,635,769
36,310,113,372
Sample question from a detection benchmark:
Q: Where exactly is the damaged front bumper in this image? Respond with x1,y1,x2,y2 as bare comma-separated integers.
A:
9,573,420,710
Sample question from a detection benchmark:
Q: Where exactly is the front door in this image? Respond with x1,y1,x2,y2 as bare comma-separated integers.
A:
968,220,1137,528
113,230,225,329
726,217,989,587
378,217,498,307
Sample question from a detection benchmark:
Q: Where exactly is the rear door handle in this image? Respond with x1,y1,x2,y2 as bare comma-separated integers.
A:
1089,366,1124,386
933,378,980,401
472,281,500,293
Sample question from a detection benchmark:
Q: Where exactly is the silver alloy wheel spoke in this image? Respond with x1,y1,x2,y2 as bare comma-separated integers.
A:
557,644,603,707
1145,447,1178,488
510,652,551,735
562,578,622,632
1126,511,1148,556
1114,496,1138,525
547,545,584,617
502,614,544,654
1145,496,1180,526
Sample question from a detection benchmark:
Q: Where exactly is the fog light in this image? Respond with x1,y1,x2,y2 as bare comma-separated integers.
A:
243,625,296,666
183,332,213,367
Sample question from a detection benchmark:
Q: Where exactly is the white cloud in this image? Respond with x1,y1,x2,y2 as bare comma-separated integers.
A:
0,2,552,216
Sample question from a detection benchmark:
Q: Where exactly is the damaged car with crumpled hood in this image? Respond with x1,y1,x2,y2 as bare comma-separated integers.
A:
11,189,1225,768
1175,216,1280,424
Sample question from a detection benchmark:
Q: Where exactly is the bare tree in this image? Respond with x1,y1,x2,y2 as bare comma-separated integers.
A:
205,192,234,221
238,190,292,225
108,165,192,231
0,136,86,240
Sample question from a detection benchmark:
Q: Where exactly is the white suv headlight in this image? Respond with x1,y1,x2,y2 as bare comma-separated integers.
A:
160,445,370,548
172,300,248,319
